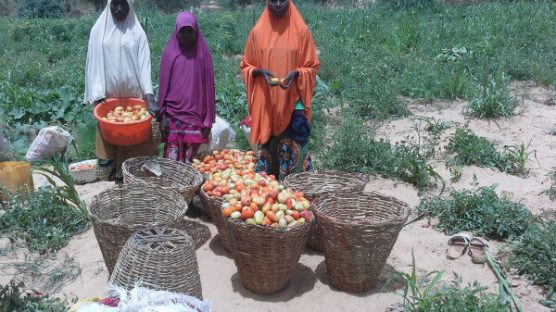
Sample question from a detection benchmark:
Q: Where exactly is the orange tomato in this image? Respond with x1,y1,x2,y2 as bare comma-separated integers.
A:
262,217,272,226
222,207,234,217
241,208,255,220
249,202,259,211
266,211,279,223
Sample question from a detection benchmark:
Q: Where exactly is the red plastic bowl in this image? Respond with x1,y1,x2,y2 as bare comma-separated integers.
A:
93,98,152,146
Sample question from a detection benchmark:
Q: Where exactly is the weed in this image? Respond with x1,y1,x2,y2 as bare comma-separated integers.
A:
467,73,517,119
502,142,536,176
417,181,535,240
506,221,556,293
545,168,556,200
389,251,511,312
0,281,68,312
446,128,504,169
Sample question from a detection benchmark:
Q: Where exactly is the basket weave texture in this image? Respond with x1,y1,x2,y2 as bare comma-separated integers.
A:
226,218,313,295
89,184,187,274
176,218,211,249
109,227,203,299
199,189,230,251
314,191,409,293
283,171,369,252
122,157,203,203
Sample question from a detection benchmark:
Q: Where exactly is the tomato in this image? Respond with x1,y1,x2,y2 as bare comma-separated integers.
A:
266,211,279,223
294,192,305,198
249,202,259,211
286,198,293,210
241,208,255,220
220,186,230,195
212,191,222,198
292,210,301,220
262,217,272,226
222,207,235,217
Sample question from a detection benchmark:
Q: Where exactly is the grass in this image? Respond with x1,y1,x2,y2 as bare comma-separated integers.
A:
446,128,533,176
467,73,517,119
389,251,513,312
417,182,535,240
544,168,556,200
0,1,555,161
506,222,556,296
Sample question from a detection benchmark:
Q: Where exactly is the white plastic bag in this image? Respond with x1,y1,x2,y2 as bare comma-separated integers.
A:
25,126,73,162
239,124,258,152
198,116,236,153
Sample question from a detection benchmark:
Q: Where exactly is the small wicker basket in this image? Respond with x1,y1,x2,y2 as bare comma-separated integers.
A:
226,218,313,295
314,191,409,293
283,171,369,252
110,227,203,299
89,184,187,274
122,157,203,203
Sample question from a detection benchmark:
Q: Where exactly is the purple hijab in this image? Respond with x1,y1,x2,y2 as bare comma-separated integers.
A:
158,12,216,128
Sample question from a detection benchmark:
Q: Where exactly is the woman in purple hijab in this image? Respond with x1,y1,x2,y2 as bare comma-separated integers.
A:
158,12,216,163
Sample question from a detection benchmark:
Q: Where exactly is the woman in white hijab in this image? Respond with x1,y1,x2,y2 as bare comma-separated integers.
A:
84,0,160,183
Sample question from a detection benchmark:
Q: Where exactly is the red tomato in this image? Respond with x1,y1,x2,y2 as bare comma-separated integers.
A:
292,211,301,220
262,217,272,226
286,199,293,210
266,211,279,223
241,208,255,220
222,207,234,217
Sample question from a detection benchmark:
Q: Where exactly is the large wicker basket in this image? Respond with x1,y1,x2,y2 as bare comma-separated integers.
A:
89,184,187,274
110,227,203,299
199,189,230,251
122,157,203,203
314,191,409,293
226,218,313,295
283,171,369,252
176,218,211,249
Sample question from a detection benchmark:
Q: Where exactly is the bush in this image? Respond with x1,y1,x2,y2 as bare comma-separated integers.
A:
447,128,504,169
18,0,64,18
0,282,68,312
151,0,201,13
417,184,535,240
467,73,517,119
507,221,556,292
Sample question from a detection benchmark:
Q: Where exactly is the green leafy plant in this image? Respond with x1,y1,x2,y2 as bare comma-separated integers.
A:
417,182,535,240
17,0,65,18
447,128,504,169
506,221,556,294
435,47,475,100
0,281,68,312
467,73,517,119
502,142,535,176
389,251,511,312
545,168,556,200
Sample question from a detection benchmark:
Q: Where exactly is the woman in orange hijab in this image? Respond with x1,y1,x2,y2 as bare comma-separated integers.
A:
241,0,320,181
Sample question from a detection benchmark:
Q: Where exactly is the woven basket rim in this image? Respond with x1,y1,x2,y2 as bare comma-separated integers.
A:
89,184,188,226
129,227,195,253
314,191,410,226
122,157,204,185
282,170,370,195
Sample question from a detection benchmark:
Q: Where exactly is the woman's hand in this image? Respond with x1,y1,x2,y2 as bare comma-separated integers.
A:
280,70,299,89
160,115,170,139
253,68,278,87
145,94,160,118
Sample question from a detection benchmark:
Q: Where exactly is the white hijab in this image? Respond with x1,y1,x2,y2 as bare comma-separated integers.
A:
84,0,153,104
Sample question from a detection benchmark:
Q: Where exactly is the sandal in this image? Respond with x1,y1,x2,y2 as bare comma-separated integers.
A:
446,232,472,260
469,237,489,264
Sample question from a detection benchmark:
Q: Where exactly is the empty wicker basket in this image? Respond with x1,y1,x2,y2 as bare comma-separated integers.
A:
314,191,409,293
89,184,187,274
199,189,230,251
226,218,313,295
175,218,212,249
122,157,203,203
283,171,369,252
110,227,203,299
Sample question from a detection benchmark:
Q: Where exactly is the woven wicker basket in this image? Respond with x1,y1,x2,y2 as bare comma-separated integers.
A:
314,191,409,293
122,157,203,203
110,227,203,299
89,184,187,275
283,171,369,252
175,218,211,249
198,189,230,251
226,218,313,295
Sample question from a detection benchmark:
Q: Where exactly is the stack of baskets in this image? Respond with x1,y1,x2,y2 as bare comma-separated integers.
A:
89,184,188,274
110,227,203,299
122,157,203,203
283,171,369,252
314,191,409,292
226,217,313,294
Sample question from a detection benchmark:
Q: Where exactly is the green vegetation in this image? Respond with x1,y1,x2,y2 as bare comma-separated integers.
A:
507,222,556,295
323,116,443,190
417,183,535,240
544,168,556,200
391,252,511,312
467,73,517,119
0,282,68,312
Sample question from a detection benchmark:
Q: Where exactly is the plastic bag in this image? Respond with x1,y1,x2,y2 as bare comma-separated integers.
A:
25,126,73,163
198,116,236,153
239,115,257,152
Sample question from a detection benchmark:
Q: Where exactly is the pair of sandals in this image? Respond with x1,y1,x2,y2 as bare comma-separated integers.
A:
446,232,489,264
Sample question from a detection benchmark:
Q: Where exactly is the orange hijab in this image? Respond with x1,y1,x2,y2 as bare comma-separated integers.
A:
241,1,320,145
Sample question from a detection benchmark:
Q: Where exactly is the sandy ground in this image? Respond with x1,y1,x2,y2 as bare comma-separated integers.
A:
1,81,555,311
